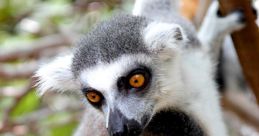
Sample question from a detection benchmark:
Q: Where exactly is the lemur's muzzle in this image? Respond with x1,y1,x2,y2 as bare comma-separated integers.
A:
108,109,142,136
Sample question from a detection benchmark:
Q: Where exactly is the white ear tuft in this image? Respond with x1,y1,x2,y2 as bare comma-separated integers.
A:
34,54,80,96
143,22,186,51
143,22,186,60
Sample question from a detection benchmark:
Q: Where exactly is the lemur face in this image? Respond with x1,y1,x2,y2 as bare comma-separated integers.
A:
71,15,204,135
78,54,155,135
77,54,204,136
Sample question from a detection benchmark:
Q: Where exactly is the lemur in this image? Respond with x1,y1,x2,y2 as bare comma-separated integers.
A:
35,0,245,135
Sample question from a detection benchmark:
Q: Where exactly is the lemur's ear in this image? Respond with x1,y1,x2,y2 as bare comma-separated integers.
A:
35,54,80,96
143,22,186,60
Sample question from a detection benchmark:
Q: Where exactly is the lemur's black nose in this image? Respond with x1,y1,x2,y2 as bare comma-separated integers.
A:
108,109,142,136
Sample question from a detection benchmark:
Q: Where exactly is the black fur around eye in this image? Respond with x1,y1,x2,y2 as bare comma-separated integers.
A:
117,67,151,92
117,77,127,90
82,88,104,107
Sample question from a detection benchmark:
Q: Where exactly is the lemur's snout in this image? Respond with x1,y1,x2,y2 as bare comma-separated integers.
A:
108,109,142,136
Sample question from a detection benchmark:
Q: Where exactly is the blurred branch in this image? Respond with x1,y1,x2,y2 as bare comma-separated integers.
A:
0,87,27,97
14,10,33,26
181,0,199,21
73,0,121,12
0,62,37,80
193,0,211,28
0,34,74,62
0,80,33,133
222,91,259,131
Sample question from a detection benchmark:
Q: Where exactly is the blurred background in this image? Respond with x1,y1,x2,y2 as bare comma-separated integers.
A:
0,0,259,136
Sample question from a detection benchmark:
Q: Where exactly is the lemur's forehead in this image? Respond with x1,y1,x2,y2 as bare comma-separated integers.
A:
72,14,150,77
79,54,152,92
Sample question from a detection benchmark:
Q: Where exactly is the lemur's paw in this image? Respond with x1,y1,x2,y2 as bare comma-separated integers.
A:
221,9,246,32
252,7,258,17
233,9,246,23
216,9,223,17
223,9,246,25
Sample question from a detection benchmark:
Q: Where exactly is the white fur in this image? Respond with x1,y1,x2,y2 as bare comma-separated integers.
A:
132,0,179,16
198,1,245,61
132,0,144,16
143,22,189,61
179,51,226,136
35,54,80,95
143,22,186,48
149,44,227,136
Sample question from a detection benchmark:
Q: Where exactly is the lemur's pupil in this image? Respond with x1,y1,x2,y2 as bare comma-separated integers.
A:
134,80,138,83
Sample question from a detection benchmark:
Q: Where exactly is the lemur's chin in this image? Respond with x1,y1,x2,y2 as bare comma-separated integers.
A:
142,110,204,136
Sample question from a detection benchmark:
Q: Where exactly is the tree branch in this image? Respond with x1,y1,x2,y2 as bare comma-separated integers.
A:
0,62,37,80
0,34,74,62
0,81,33,133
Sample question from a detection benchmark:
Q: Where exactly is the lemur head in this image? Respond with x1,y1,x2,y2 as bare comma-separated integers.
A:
36,14,207,136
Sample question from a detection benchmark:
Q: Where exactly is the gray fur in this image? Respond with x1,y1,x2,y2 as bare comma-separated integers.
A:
72,15,150,76
173,27,183,40
136,0,178,18
134,0,200,48
153,14,201,48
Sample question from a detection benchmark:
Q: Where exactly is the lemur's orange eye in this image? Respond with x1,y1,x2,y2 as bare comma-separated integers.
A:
117,67,151,92
129,74,145,88
85,91,102,104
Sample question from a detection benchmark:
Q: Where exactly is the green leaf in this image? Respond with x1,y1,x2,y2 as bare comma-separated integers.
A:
10,90,40,119
49,122,78,136
44,112,71,125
